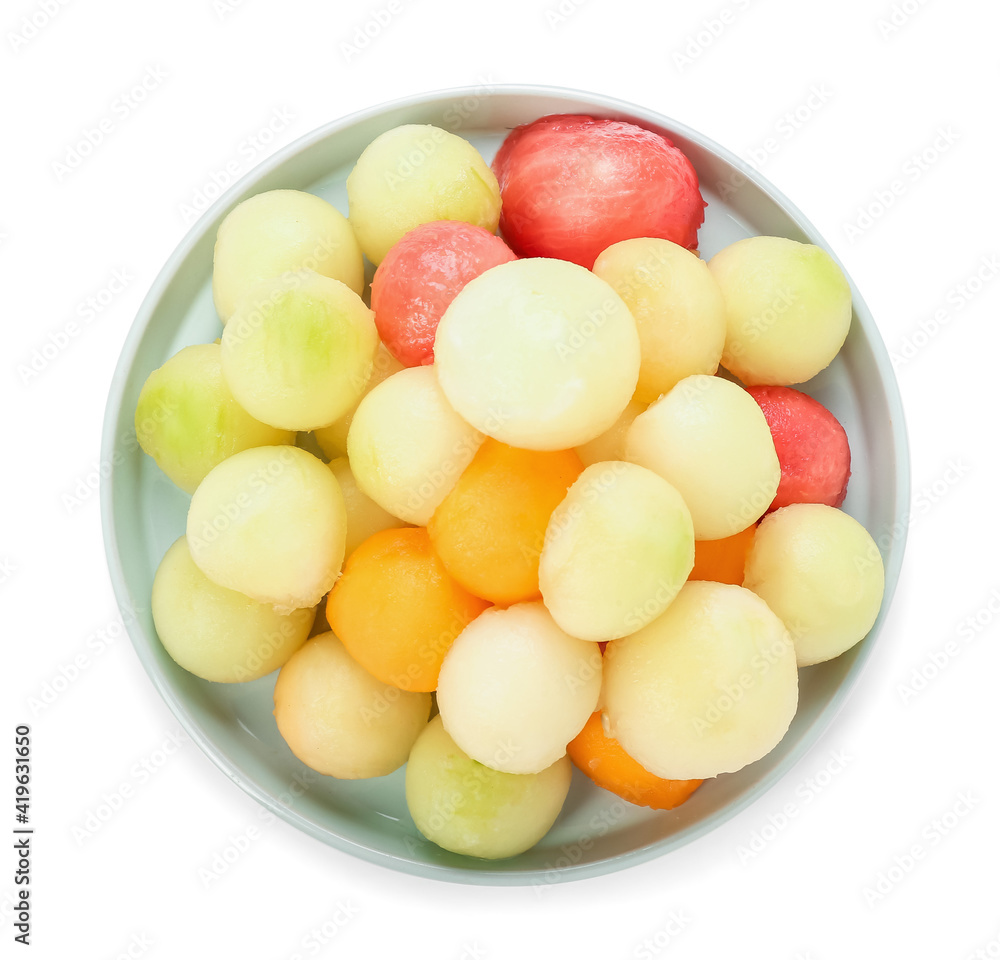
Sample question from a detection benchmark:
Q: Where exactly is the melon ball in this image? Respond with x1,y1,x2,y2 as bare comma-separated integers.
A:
371,220,517,367
212,188,364,323
593,238,726,402
152,537,314,682
746,385,852,510
134,342,293,493
221,270,378,432
625,375,780,540
326,457,408,557
708,236,852,385
313,343,404,460
603,581,798,780
405,715,572,860
743,503,885,666
435,257,641,450
436,602,601,775
539,461,694,642
492,114,705,268
273,632,431,779
346,124,501,265
574,399,647,466
347,365,484,525
187,445,346,612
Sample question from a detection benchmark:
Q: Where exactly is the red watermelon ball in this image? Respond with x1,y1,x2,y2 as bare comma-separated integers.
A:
371,220,517,367
492,114,706,269
746,385,851,511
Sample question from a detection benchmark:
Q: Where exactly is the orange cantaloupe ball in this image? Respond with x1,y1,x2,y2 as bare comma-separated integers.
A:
427,439,584,606
689,524,757,585
567,712,703,810
326,527,489,692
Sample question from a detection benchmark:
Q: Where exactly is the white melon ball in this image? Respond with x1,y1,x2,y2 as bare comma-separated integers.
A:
435,258,641,450
743,503,885,666
593,237,726,403
221,270,378,432
625,375,779,540
273,632,431,779
152,537,314,682
314,343,405,459
405,715,572,860
540,461,694,642
603,580,798,780
347,124,501,265
346,365,483,525
436,602,601,775
187,445,346,612
213,188,364,323
574,398,647,467
708,235,852,385
327,456,408,557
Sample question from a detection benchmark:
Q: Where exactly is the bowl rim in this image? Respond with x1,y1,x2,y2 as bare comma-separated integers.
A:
101,82,910,885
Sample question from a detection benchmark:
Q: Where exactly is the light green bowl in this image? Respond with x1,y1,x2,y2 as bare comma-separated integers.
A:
101,86,909,885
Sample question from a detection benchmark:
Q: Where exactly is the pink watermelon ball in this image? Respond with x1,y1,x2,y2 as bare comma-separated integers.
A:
370,221,517,367
746,385,851,511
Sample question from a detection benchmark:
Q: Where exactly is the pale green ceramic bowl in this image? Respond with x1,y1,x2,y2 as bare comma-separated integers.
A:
101,86,909,884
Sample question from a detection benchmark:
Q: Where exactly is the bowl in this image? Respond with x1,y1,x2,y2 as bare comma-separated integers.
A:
101,85,909,885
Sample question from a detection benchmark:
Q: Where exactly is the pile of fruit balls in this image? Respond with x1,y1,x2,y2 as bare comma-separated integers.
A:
137,113,885,861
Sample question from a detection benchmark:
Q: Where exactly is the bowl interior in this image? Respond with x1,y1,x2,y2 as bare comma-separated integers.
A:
102,87,908,884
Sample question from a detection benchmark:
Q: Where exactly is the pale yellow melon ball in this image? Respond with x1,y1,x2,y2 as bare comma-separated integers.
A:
743,503,885,666
625,375,779,540
273,632,431,779
186,445,346,612
152,537,314,682
405,715,572,860
213,188,364,323
708,235,852,385
603,581,798,780
347,124,501,265
221,270,378,432
435,258,641,450
436,602,601,775
593,237,726,403
539,461,694,642
346,365,483,525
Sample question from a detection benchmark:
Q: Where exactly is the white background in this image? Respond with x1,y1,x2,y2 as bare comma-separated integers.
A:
3,0,999,956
